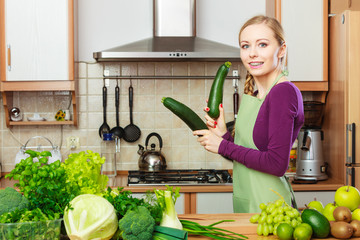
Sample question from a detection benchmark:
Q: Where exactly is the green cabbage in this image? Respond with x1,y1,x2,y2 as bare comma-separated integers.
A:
64,194,118,240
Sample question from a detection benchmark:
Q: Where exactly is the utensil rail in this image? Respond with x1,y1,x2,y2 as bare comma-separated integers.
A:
102,75,241,80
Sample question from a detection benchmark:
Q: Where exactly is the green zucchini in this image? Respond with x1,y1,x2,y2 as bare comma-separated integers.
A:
207,61,232,118
162,97,208,131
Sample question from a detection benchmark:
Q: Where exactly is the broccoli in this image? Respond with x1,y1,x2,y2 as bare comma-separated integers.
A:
118,206,155,240
0,187,29,215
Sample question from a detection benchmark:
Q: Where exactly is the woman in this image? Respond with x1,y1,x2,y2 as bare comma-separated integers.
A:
193,15,304,213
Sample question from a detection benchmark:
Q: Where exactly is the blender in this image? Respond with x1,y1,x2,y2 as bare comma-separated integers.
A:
294,101,328,181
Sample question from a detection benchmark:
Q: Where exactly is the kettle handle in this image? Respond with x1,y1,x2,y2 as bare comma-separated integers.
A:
145,132,163,149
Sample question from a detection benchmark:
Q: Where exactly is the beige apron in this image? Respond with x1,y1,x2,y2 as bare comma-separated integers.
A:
232,72,292,213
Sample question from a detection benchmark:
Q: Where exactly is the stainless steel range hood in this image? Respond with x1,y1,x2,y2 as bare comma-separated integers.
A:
93,0,240,62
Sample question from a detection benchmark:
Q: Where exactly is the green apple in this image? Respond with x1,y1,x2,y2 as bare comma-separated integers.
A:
307,198,324,213
323,202,337,221
353,208,360,221
334,186,360,211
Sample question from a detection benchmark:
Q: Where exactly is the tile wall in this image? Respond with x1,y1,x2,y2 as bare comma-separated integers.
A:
0,61,246,173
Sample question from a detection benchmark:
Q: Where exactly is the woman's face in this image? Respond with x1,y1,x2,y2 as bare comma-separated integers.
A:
239,23,285,78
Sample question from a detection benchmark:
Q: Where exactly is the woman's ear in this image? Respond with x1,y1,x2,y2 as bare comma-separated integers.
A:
277,43,287,59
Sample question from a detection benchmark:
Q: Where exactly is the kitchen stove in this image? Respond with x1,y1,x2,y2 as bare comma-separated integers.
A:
127,169,232,186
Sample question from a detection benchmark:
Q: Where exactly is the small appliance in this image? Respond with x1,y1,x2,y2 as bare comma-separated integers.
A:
294,101,328,181
295,129,328,181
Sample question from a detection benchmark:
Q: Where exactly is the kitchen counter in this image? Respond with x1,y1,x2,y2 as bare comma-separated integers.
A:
1,170,343,192
179,213,360,239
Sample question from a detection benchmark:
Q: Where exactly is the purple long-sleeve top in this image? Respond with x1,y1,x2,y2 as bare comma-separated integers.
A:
218,81,304,177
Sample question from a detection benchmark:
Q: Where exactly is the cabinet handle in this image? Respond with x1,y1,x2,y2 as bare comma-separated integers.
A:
7,44,11,71
346,123,356,186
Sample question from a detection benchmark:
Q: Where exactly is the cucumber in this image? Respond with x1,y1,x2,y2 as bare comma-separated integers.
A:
207,61,232,118
162,97,208,131
301,208,330,238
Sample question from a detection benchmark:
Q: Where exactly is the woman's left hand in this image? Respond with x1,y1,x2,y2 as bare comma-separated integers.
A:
192,129,223,154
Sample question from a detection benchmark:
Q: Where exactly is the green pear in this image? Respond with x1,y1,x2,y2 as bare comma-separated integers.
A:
323,202,338,221
307,198,324,213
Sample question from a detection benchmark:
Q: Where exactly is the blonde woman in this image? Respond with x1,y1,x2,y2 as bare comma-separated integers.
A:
193,15,304,213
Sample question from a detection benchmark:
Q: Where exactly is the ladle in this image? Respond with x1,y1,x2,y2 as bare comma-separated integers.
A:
99,83,110,138
123,80,141,142
110,79,125,139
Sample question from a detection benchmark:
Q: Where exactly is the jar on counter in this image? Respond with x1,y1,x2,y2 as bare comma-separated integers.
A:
101,133,117,178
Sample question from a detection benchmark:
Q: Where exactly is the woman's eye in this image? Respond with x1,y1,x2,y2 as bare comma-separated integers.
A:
259,43,267,48
241,44,249,49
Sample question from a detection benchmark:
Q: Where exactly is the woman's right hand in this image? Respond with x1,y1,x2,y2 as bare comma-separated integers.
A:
204,103,227,137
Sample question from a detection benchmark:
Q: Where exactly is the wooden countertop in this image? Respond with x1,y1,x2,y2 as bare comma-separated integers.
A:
179,213,359,240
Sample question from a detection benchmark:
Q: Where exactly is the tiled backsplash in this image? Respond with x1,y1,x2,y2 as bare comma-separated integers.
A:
0,61,245,172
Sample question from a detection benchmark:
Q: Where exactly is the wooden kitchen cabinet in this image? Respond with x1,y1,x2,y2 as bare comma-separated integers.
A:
0,0,77,127
0,0,73,81
266,0,328,87
323,11,360,188
196,193,233,214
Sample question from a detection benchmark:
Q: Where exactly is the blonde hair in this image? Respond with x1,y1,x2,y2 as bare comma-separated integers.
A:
239,15,286,95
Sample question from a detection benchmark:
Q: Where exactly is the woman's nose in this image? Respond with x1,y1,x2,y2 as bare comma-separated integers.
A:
249,47,257,58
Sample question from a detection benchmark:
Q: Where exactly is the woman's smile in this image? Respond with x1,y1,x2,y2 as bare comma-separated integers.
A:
249,61,264,69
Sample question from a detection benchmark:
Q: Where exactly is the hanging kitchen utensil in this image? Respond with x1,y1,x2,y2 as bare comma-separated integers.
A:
15,136,62,164
123,80,141,142
110,79,125,139
99,82,110,138
226,79,239,132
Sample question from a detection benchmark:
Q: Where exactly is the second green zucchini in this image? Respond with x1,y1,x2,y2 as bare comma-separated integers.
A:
162,97,207,131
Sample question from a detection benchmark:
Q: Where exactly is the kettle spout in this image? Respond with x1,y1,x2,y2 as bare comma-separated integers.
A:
137,144,145,155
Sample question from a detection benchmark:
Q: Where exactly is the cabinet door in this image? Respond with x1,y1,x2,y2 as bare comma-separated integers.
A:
281,0,327,81
4,0,70,81
344,11,360,188
294,191,335,209
196,193,233,214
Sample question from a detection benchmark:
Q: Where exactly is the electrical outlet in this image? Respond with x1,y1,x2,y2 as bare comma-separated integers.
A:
66,136,80,150
232,70,239,88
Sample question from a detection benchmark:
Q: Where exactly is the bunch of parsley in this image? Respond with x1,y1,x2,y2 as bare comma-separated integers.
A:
5,150,77,219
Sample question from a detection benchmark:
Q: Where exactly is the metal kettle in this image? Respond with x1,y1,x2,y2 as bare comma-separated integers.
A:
137,132,167,171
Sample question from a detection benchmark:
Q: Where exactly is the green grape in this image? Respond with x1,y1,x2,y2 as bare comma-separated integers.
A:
257,223,263,236
268,223,274,234
275,199,285,207
270,208,278,217
263,223,269,236
286,210,295,218
277,206,284,214
297,216,302,222
258,214,267,224
292,209,300,218
266,203,276,213
284,215,291,222
259,203,267,211
250,214,260,223
284,206,292,212
291,219,299,228
277,214,284,222
266,215,274,224
273,223,280,236
260,210,267,216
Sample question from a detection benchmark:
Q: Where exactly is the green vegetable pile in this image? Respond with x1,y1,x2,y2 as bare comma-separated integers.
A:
1,149,248,240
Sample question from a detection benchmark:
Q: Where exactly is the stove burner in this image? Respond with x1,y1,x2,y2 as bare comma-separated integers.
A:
127,169,232,185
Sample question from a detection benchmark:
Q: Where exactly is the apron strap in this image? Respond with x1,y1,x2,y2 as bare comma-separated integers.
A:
283,175,298,210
